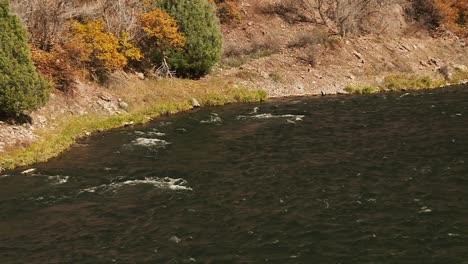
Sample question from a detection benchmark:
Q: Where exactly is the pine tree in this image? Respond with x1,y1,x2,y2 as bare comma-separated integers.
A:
156,0,223,78
0,0,50,116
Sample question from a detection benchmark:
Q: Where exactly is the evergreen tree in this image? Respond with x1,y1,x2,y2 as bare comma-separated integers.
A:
156,0,223,78
0,0,50,116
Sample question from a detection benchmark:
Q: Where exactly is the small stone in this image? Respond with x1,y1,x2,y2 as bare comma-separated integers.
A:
313,73,323,79
353,51,363,60
36,115,47,125
21,168,36,174
428,58,439,66
123,121,135,127
169,236,181,244
99,94,113,102
346,74,355,80
135,72,145,80
191,98,201,108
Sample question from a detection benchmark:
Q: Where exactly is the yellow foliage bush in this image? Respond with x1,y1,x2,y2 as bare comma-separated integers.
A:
118,32,144,62
31,46,86,91
140,9,186,51
216,1,242,24
67,19,143,81
434,0,467,36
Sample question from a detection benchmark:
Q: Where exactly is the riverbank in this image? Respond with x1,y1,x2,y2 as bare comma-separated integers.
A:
0,77,267,171
1,33,468,171
3,71,468,172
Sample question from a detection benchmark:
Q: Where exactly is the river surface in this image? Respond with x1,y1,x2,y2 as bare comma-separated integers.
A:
1,86,468,263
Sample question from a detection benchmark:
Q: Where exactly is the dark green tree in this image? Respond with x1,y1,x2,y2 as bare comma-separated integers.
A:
0,0,50,116
156,0,223,78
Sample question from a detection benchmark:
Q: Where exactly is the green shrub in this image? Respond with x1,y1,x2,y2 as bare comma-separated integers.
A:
381,74,445,91
344,85,379,94
345,73,452,95
450,69,468,84
0,0,50,116
156,0,223,78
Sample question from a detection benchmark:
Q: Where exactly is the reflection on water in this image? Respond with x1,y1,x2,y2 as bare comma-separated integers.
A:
1,85,467,263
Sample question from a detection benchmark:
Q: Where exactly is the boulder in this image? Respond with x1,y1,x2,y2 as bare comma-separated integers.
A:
135,72,145,80
118,101,129,110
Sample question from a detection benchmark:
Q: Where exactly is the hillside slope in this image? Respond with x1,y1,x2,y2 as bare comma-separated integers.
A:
214,0,468,96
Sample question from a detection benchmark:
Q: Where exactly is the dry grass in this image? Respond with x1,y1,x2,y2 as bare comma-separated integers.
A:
345,71,468,94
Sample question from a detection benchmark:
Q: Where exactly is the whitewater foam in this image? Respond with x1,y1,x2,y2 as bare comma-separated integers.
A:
48,175,70,185
79,177,192,194
237,113,305,121
135,130,166,137
200,113,222,124
131,138,170,148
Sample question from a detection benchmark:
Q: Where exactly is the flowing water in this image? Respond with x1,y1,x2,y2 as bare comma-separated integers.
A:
1,86,468,263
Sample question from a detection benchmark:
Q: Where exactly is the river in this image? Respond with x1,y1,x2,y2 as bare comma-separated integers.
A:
1,85,467,263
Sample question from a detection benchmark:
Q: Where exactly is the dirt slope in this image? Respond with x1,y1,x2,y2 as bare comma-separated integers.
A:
214,0,468,97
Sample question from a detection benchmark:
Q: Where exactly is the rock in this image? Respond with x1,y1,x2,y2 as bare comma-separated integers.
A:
313,73,323,79
123,121,135,127
84,131,91,136
438,66,453,80
36,115,47,125
353,51,363,60
99,94,113,102
169,236,181,244
346,74,355,80
247,21,253,26
135,72,145,80
21,168,36,174
191,98,201,108
118,101,129,110
454,64,467,72
97,100,119,113
428,58,439,66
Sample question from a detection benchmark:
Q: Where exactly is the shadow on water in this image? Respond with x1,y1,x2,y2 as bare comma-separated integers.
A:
1,85,468,263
